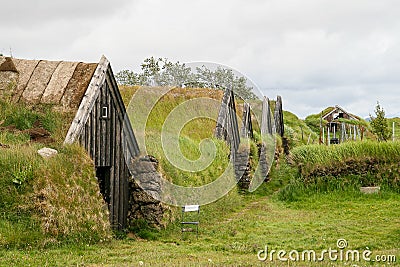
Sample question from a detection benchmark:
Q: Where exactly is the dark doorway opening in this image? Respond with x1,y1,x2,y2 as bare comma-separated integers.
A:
96,166,111,205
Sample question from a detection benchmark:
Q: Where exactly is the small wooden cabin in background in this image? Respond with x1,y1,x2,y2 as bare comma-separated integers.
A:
321,105,363,144
322,105,359,122
0,55,139,229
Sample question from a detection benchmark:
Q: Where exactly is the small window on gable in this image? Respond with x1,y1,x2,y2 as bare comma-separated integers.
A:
101,106,108,119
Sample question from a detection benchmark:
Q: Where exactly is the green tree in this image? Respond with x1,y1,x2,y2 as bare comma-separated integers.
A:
155,59,195,87
370,102,391,142
195,65,257,99
115,57,259,99
141,56,163,86
115,70,138,86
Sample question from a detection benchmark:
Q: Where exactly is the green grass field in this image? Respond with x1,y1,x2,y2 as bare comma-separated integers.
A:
0,183,398,266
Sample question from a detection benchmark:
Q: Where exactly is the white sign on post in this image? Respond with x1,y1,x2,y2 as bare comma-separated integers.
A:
184,205,199,212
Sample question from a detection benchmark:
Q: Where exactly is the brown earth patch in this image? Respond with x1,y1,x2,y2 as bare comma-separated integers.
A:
24,127,54,144
0,122,55,144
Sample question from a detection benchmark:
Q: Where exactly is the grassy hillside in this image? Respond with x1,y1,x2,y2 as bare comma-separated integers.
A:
0,100,110,248
120,86,237,187
283,110,318,147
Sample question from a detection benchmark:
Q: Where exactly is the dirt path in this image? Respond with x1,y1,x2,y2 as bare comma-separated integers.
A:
222,196,269,224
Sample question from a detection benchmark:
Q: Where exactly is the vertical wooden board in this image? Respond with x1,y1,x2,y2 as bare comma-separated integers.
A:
105,83,111,166
21,60,61,104
88,110,94,159
93,96,98,165
113,116,121,228
123,137,130,227
100,83,107,166
12,58,40,102
118,143,126,229
86,114,91,157
122,159,129,229
95,95,101,166
41,61,79,104
99,88,104,165
84,119,90,152
109,99,116,227
93,103,98,161
81,122,85,150
78,130,83,144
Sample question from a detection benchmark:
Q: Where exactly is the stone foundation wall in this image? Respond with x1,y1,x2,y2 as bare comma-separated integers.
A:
258,143,270,182
234,147,251,190
234,143,271,190
128,156,168,228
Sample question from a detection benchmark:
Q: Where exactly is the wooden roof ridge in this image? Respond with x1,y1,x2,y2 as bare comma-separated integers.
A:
0,56,98,109
322,105,360,121
64,55,140,158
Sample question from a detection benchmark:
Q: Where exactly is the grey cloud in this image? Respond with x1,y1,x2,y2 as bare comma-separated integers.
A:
0,0,132,27
1,0,399,119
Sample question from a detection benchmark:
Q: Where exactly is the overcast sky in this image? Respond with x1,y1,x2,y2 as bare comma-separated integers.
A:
1,0,399,118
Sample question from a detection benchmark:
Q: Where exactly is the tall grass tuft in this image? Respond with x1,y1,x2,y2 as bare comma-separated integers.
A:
284,141,400,197
291,141,400,166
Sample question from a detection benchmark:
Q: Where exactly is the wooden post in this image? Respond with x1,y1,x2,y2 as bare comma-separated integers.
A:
274,95,284,137
319,112,322,144
333,123,336,139
328,126,331,146
393,121,395,141
341,122,346,143
349,125,352,141
361,127,364,141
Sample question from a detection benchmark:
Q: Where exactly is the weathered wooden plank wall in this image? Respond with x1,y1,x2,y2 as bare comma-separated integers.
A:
215,88,240,153
75,63,139,230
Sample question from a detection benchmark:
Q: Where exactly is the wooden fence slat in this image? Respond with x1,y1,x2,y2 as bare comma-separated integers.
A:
274,95,284,137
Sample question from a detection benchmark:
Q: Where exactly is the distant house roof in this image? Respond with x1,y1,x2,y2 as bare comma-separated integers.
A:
0,56,97,111
322,105,360,121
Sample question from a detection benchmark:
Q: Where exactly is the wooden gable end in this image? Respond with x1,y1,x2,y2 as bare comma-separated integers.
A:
65,56,139,229
215,89,240,153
